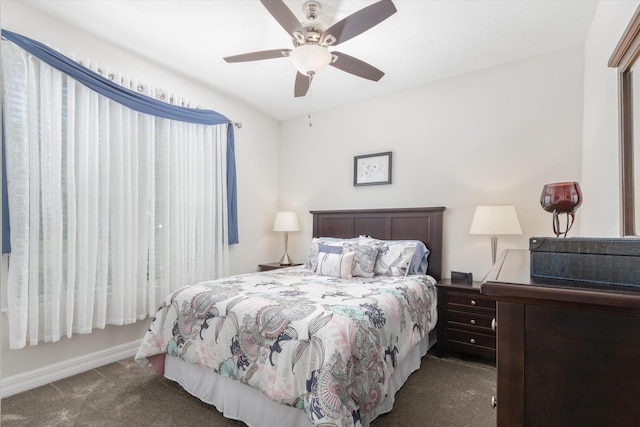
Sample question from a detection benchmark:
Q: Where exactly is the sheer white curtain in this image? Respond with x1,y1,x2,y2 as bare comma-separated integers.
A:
151,120,229,309
2,40,229,349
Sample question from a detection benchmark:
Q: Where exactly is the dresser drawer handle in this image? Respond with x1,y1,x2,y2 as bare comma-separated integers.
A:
470,300,477,305
491,396,497,409
470,319,476,325
491,318,497,331
470,338,476,344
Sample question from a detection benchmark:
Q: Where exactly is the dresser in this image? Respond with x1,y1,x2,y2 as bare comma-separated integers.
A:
482,249,640,427
436,279,496,360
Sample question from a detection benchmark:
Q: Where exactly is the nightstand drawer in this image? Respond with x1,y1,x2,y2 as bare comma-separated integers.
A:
446,291,495,312
445,328,496,349
435,279,496,361
446,310,495,333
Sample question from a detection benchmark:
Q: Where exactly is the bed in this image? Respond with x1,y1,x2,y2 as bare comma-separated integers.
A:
135,207,445,427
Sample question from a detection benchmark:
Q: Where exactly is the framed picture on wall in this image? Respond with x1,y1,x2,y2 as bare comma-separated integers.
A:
354,151,392,186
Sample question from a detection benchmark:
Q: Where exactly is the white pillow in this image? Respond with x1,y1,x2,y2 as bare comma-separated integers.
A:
359,236,417,276
316,251,355,279
376,241,417,276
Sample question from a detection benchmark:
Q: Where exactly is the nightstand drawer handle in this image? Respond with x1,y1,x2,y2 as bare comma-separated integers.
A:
470,338,476,344
491,396,497,409
470,300,477,305
470,319,476,325
491,318,497,331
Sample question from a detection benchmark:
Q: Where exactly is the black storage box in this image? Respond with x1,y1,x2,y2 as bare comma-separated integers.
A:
529,237,640,287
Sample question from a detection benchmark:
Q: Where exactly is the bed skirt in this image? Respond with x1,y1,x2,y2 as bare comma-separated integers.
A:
164,328,437,427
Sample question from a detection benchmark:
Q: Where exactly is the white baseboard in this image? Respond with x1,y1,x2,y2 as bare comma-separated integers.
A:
0,339,142,398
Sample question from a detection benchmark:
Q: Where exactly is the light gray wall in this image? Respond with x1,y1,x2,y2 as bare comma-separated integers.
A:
580,0,640,236
1,1,281,378
279,46,585,280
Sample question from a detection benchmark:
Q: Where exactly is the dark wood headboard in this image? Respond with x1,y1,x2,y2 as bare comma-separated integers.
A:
310,207,445,280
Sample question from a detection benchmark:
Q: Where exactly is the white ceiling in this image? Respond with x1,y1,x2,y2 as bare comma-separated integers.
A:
23,0,599,121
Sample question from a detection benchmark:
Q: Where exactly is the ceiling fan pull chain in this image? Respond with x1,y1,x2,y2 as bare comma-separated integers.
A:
308,73,313,127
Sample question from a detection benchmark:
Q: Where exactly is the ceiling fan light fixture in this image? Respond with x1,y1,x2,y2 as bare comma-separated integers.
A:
291,44,332,75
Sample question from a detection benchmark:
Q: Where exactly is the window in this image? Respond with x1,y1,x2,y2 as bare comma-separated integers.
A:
1,30,236,348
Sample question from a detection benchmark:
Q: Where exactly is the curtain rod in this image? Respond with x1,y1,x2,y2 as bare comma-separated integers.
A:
2,32,239,126
93,67,242,129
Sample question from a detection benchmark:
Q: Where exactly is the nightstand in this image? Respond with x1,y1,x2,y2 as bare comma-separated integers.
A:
258,262,302,272
436,278,496,360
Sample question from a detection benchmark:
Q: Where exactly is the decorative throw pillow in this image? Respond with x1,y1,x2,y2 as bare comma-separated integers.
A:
305,237,357,271
375,241,417,276
359,236,430,276
359,236,417,276
358,235,387,257
342,243,377,278
316,251,355,279
305,238,329,271
318,244,343,254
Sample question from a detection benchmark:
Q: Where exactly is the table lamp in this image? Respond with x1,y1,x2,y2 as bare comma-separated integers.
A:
470,205,523,264
273,211,299,265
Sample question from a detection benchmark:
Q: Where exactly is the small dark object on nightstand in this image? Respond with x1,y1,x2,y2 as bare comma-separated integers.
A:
451,271,473,284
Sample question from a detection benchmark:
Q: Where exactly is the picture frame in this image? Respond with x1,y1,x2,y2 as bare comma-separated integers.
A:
354,151,392,186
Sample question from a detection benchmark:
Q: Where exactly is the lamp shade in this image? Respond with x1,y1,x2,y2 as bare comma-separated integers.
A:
291,45,332,75
273,211,300,232
469,205,522,236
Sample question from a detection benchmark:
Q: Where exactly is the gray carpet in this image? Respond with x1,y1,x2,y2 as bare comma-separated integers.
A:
1,352,496,426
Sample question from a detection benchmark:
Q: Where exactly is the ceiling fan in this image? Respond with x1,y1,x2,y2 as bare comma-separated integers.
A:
223,0,397,97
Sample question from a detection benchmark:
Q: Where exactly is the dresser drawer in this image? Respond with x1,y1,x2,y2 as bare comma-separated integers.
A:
446,310,496,333
445,291,495,312
445,327,496,349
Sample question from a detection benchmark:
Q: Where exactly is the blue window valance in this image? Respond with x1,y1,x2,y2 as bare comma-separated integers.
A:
1,29,239,251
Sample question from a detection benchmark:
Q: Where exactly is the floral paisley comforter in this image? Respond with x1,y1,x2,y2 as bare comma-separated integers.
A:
135,266,437,427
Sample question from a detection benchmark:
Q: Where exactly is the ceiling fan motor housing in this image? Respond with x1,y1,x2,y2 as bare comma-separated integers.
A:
297,27,323,46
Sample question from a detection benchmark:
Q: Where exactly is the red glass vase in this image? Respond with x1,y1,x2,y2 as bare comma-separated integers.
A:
540,182,582,237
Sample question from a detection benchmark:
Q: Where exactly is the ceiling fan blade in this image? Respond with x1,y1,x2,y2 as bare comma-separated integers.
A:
330,52,385,81
260,0,307,40
323,0,397,46
294,72,311,97
224,49,292,63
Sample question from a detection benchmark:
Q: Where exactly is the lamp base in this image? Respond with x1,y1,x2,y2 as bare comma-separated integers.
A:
279,252,293,266
491,235,498,265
